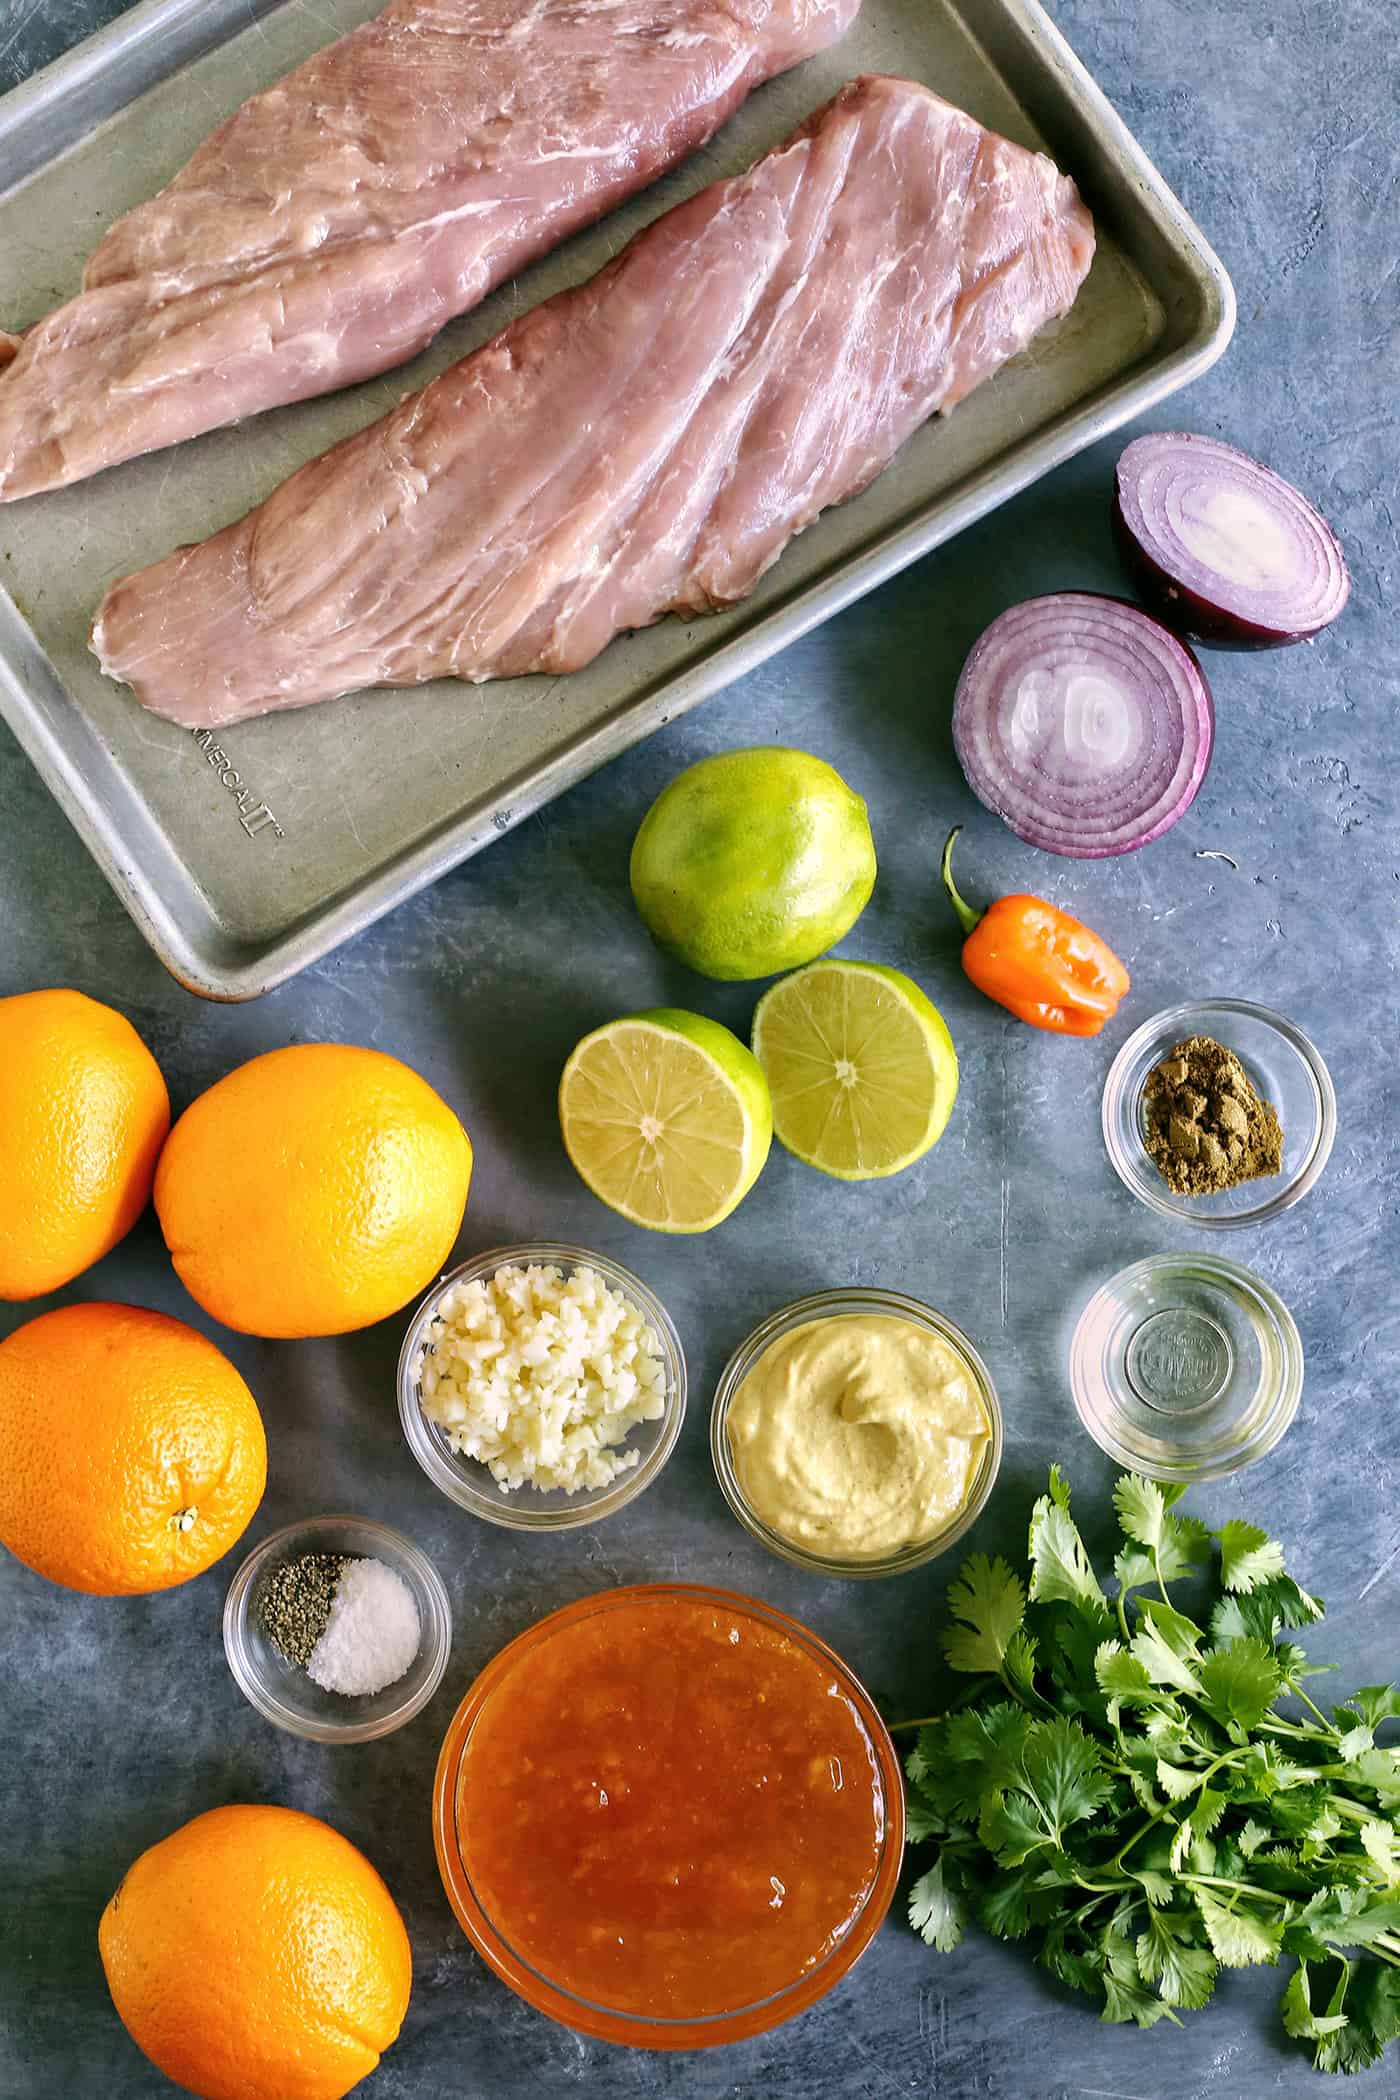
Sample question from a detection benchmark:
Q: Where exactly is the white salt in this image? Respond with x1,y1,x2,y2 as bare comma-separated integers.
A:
307,1556,421,1697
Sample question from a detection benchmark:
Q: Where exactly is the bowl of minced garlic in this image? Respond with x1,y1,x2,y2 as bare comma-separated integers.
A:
711,1288,1002,1578
223,1514,451,1742
1102,999,1336,1229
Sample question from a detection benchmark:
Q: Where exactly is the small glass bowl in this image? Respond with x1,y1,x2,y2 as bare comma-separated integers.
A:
397,1244,686,1532
710,1288,1002,1579
223,1514,452,1743
1070,1252,1304,1481
432,1583,905,2049
1102,999,1335,1228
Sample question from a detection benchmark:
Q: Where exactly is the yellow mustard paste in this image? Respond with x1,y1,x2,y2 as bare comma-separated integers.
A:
726,1314,990,1559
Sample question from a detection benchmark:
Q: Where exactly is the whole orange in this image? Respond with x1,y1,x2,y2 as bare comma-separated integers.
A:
0,987,169,1300
0,1302,266,1594
99,1804,413,2100
155,1043,472,1338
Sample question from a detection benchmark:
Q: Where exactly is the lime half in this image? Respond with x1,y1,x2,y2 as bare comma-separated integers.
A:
559,1010,772,1232
751,961,958,1180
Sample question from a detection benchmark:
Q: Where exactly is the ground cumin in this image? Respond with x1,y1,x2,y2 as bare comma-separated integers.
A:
1142,1035,1284,1196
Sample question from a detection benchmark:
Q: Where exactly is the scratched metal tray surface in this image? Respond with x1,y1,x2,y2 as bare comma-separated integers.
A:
0,0,1232,998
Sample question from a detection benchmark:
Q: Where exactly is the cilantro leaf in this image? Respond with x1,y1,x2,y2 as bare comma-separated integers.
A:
1285,1889,1400,1955
1353,1963,1400,2050
1038,1917,1105,1998
1282,1960,1349,2040
978,1789,1053,1867
1219,1519,1287,1593
1100,1975,1175,2028
1340,1686,1400,1732
1136,1596,1204,1657
1361,1820,1400,1887
941,1554,1026,1676
1028,1485,1109,1621
975,1864,1039,1940
1143,1710,1192,1757
1114,1473,1175,1551
1095,1640,1161,1707
1137,1908,1218,2008
1192,1886,1283,1966
1113,1475,1212,1587
1004,1628,1040,1701
905,1724,939,1788
1019,1715,1114,1839
909,1856,965,1951
1345,1748,1400,1810
1210,1575,1324,1646
1190,1788,1227,1840
1131,1602,1202,1694
905,1795,944,1844
1132,1867,1175,1908
942,1703,1036,1795
1156,1758,1201,1802
1158,1514,1213,1585
1315,2019,1386,2076
1278,1640,1336,1684
1197,1638,1284,1734
1114,1543,1156,1595
1238,1739,1304,1798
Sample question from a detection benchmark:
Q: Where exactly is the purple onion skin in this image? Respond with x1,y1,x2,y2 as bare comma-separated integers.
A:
1111,488,1340,650
1024,597,1215,855
952,592,1215,859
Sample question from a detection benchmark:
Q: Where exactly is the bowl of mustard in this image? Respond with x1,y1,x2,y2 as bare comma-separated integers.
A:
710,1288,1003,1579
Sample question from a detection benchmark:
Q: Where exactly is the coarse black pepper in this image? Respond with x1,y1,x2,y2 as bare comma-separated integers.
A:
257,1553,346,1668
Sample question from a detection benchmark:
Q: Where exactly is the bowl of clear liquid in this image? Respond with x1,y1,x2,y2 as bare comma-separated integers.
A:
1069,1252,1303,1481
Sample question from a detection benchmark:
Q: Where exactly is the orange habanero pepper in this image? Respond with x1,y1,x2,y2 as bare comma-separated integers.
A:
940,827,1129,1038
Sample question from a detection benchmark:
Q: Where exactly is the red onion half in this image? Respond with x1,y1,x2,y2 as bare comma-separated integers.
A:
952,593,1214,858
1114,432,1350,647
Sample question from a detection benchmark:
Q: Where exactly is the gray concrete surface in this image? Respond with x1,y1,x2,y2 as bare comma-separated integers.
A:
1,2,1396,2095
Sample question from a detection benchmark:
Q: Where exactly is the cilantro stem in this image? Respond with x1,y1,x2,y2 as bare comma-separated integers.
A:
1258,1716,1326,1743
1152,1545,1172,1607
1291,1685,1343,1737
1180,1873,1286,1914
1331,1797,1388,1823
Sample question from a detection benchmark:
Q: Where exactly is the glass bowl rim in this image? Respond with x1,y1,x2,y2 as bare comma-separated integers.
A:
1101,998,1336,1229
222,1512,452,1743
710,1286,1003,1579
431,1579,905,2049
397,1242,687,1532
1068,1249,1305,1482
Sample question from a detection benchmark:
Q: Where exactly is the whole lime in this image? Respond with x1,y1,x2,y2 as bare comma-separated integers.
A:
629,748,877,980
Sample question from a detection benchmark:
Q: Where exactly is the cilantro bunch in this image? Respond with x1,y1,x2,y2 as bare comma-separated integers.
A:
903,1467,1400,2074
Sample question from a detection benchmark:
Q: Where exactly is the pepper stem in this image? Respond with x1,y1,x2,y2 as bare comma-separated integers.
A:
940,827,983,938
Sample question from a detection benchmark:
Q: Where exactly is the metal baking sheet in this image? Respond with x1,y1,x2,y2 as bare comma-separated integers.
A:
0,0,1233,999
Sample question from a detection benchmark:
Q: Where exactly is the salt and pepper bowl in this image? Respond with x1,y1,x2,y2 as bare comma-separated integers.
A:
223,1514,451,1744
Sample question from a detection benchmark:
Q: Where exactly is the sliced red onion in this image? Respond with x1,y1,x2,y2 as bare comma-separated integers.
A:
1114,431,1350,647
952,593,1214,858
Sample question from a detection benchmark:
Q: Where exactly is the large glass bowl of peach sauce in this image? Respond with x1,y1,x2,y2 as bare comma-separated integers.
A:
432,1583,904,2048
